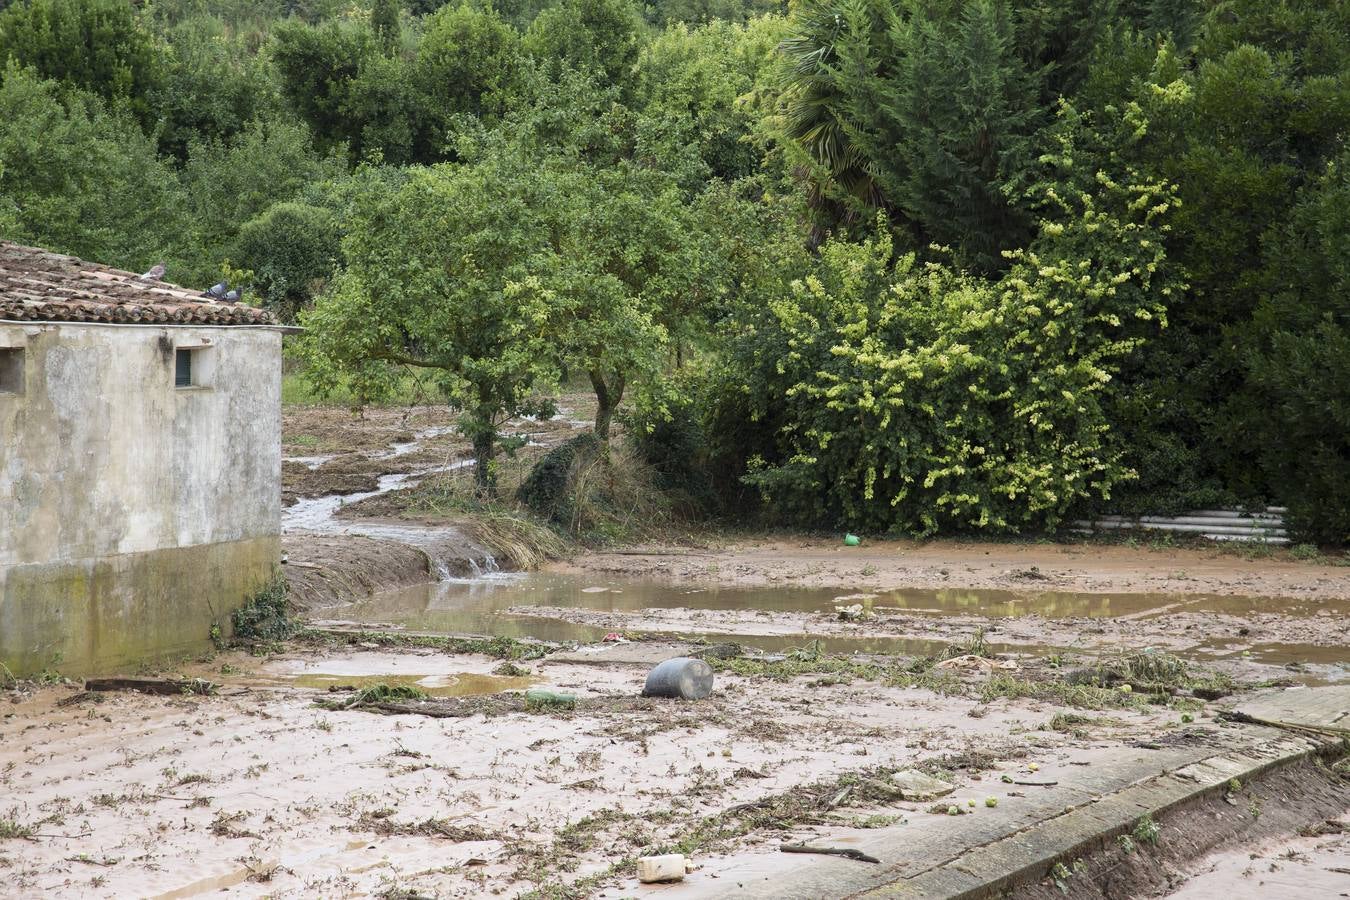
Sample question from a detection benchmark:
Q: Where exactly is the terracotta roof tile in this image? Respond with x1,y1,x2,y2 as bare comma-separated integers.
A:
0,242,277,326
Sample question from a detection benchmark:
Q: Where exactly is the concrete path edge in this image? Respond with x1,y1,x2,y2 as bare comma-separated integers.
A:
706,686,1349,900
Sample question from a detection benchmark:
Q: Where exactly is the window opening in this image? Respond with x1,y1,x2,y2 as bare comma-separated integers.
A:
0,348,24,395
175,348,193,387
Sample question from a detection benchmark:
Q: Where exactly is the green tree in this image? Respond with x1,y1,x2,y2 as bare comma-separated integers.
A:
370,0,401,54
636,17,787,180
775,0,1168,266
1071,5,1350,514
723,106,1183,533
0,0,163,123
1236,152,1350,542
176,118,346,286
298,161,562,493
641,0,785,26
270,19,379,155
0,65,183,271
524,0,644,93
343,50,427,163
151,16,281,159
416,4,524,132
462,71,717,437
235,201,341,322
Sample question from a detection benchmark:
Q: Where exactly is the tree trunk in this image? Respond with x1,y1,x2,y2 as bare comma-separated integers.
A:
472,429,495,496
589,370,625,441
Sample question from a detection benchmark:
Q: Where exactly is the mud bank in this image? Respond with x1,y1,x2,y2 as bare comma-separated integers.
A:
559,536,1350,601
281,535,441,610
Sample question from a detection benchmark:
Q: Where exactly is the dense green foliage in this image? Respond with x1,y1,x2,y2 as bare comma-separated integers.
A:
230,576,295,641
235,200,341,319
735,125,1182,534
0,0,1346,539
0,0,162,118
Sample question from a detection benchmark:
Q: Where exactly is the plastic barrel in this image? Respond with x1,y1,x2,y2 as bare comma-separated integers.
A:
642,657,715,700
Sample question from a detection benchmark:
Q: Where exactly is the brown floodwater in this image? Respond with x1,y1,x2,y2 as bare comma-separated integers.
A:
324,573,1347,622
315,574,1349,675
233,654,542,697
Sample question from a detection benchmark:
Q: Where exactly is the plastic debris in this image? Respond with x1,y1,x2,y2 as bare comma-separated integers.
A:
525,688,576,708
642,657,715,700
843,534,861,546
637,854,686,883
835,603,875,621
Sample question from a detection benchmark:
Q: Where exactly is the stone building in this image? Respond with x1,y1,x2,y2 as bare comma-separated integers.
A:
0,242,284,676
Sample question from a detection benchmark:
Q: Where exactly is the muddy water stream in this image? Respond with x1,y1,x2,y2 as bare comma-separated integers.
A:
317,574,1349,677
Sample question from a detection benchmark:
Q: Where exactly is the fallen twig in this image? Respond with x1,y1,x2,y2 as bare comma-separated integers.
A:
1011,780,1059,787
780,844,880,864
827,785,854,809
142,793,204,802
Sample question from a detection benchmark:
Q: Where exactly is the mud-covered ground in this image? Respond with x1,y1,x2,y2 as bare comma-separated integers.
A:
0,640,1231,899
281,397,595,512
509,593,1349,678
104,399,1330,897
561,537,1350,602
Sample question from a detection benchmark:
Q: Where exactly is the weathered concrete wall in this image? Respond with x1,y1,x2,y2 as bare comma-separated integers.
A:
0,323,282,675
0,536,279,675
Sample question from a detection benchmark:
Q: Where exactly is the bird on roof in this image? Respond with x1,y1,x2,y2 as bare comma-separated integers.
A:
202,281,228,300
138,262,166,281
224,288,243,304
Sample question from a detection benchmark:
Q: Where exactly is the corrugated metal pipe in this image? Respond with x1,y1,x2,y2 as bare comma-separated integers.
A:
1071,508,1289,544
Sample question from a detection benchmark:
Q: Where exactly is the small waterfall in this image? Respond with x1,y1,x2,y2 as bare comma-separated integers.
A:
432,559,452,581
465,554,501,579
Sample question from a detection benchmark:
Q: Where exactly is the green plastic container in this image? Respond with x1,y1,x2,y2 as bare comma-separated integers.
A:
843,533,861,546
525,688,576,708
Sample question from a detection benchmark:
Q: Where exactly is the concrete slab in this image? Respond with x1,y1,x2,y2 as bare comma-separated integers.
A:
1229,684,1350,734
686,691,1350,900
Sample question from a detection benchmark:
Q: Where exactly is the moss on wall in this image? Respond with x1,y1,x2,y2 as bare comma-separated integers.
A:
0,536,280,677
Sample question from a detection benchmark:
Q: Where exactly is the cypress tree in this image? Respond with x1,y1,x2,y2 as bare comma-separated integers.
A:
371,0,401,55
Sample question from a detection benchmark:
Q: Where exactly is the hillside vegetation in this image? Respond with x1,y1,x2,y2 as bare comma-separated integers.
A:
1,0,1346,541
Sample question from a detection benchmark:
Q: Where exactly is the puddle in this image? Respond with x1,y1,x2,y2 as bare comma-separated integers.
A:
252,655,539,697
317,574,1350,675
289,671,537,697
327,573,1348,622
